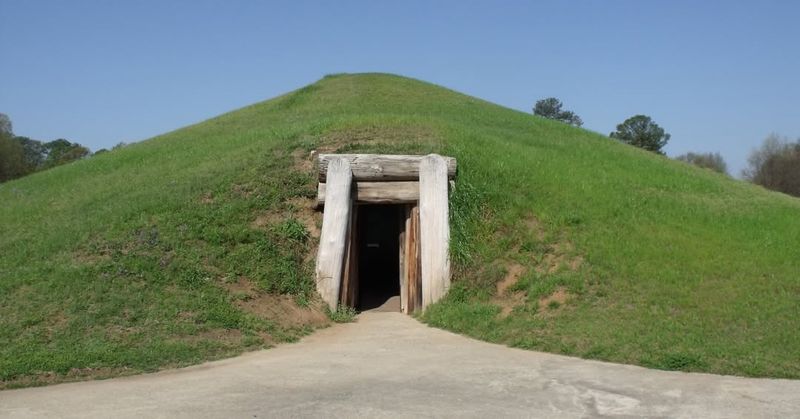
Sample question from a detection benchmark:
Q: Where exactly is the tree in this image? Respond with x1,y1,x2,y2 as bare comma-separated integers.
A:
40,138,90,168
0,113,25,182
675,152,728,174
533,97,583,127
0,133,26,182
0,113,92,182
0,113,12,136
743,134,800,197
610,115,670,154
14,136,47,171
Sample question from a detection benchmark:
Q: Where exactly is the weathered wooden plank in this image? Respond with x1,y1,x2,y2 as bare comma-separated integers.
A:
317,181,419,206
314,158,352,310
318,154,457,182
398,206,407,313
340,206,359,308
405,205,421,313
419,154,451,309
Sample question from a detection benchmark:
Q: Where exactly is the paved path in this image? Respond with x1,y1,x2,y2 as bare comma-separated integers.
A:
2,312,799,418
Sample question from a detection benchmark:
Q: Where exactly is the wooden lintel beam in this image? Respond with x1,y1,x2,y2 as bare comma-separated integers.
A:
317,181,419,206
318,154,457,182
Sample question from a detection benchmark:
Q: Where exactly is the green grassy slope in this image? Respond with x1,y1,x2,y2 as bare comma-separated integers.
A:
1,73,799,387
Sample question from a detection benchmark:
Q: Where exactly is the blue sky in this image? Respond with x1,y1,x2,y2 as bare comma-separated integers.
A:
1,1,798,175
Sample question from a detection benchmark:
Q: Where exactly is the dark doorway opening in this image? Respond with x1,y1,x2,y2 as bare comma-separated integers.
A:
356,204,402,311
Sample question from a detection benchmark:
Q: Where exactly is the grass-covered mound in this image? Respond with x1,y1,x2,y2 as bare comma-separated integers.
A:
1,74,799,387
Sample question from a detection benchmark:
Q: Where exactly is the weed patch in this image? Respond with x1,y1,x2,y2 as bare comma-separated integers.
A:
327,305,358,323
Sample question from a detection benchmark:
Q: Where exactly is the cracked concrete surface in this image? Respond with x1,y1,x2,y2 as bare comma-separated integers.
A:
2,312,798,418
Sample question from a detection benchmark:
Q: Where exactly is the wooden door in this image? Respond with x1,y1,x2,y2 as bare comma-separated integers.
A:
401,204,421,314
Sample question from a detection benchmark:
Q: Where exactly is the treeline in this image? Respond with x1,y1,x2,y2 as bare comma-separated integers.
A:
533,97,800,198
742,134,800,198
0,113,92,183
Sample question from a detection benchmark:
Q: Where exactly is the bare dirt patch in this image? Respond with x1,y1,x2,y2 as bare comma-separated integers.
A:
568,255,584,271
238,294,329,329
488,213,587,318
250,212,281,230
536,240,583,274
539,287,570,313
496,263,525,295
221,277,329,331
492,263,528,318
292,148,315,173
495,291,526,318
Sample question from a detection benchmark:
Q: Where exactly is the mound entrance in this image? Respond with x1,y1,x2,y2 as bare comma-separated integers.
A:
314,154,457,314
354,204,401,311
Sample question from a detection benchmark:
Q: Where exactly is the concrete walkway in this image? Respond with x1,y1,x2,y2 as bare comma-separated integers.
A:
1,312,798,418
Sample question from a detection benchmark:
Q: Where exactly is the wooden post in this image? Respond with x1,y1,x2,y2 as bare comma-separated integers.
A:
398,206,408,313
314,157,352,311
419,154,451,309
404,205,421,313
340,206,358,308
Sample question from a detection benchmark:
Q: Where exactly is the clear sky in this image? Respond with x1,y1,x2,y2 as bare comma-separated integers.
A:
1,0,798,175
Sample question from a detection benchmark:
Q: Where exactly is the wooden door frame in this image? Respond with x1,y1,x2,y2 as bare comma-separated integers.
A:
314,154,455,313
